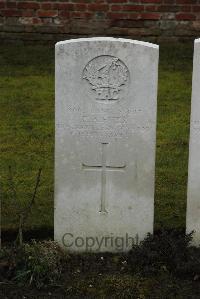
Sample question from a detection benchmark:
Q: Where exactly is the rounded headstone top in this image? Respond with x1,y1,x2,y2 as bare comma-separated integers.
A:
55,37,159,49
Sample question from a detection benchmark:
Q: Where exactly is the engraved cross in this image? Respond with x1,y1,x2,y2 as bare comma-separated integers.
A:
82,143,126,213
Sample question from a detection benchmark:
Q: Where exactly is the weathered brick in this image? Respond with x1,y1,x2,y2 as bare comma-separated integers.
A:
107,12,131,19
19,17,33,25
129,0,141,2
122,5,144,11
176,0,196,4
0,0,200,42
88,4,109,11
107,0,128,3
22,10,35,17
163,0,175,3
111,19,145,28
58,10,70,18
17,2,40,10
192,20,200,30
41,3,52,10
192,5,200,12
141,0,162,3
41,17,53,24
110,5,122,11
4,16,20,25
72,0,92,3
175,28,196,36
71,11,92,18
53,3,74,10
128,13,140,19
180,5,191,12
145,6,158,12
74,4,87,11
6,2,16,9
158,5,179,12
160,12,175,19
1,9,22,17
32,17,42,24
37,10,58,17
0,2,5,9
176,13,196,20
140,13,161,19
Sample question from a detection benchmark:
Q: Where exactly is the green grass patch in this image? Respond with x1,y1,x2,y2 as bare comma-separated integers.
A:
0,42,194,232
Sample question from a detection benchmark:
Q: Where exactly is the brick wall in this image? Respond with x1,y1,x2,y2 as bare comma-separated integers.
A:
0,0,199,42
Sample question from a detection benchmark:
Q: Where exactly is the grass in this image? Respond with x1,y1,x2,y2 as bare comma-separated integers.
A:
0,42,194,233
0,45,55,231
155,44,193,230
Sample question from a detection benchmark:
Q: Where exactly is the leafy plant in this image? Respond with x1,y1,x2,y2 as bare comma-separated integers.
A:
4,240,67,288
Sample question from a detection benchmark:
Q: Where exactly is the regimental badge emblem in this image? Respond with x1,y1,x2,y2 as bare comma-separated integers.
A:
82,55,129,102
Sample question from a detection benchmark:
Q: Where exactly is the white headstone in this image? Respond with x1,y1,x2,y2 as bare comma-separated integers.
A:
187,38,200,245
55,37,159,252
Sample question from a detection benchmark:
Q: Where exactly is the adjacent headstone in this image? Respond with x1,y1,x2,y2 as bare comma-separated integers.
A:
55,37,159,252
187,38,200,246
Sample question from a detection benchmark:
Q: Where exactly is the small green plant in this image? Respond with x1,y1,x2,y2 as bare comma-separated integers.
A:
5,240,67,288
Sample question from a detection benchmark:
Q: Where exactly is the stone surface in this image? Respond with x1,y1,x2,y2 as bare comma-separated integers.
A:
187,38,200,246
55,37,159,252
